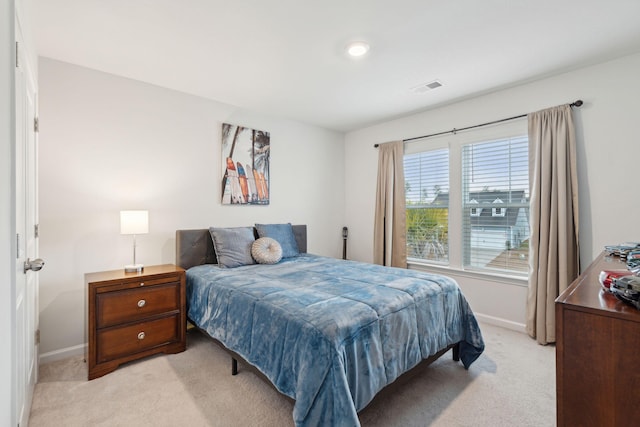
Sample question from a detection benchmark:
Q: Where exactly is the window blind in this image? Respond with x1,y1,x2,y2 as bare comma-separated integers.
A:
462,136,529,275
404,148,449,263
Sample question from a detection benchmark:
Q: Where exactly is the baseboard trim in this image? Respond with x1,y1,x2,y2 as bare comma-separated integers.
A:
39,343,86,365
475,313,526,333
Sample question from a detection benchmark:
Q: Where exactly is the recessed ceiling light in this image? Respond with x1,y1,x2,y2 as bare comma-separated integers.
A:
346,41,370,57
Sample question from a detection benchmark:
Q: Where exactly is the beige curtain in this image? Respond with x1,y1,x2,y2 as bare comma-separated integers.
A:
373,140,407,268
526,104,580,345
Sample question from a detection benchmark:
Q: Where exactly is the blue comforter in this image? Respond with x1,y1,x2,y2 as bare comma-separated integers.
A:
187,254,484,427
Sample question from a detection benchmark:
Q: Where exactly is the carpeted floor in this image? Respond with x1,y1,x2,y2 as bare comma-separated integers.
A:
29,323,555,426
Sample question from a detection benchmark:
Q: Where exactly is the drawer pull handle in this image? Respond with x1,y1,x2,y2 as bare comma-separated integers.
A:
137,299,146,308
140,282,145,287
137,332,145,340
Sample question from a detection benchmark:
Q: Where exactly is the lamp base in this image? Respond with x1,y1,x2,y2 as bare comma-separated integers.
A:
124,264,144,273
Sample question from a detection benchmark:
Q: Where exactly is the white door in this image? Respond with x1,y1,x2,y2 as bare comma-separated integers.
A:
15,22,41,427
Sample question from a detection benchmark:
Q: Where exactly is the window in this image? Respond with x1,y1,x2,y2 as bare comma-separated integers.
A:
404,148,449,263
462,136,529,275
404,121,529,278
492,199,505,217
469,200,481,217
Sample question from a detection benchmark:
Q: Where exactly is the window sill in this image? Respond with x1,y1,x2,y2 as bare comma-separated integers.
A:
407,260,528,287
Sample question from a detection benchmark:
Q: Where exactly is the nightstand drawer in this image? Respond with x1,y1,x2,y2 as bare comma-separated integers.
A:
95,275,179,293
97,283,180,328
96,314,179,363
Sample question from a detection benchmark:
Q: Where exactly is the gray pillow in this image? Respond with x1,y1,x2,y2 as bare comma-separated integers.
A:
255,223,300,258
251,237,283,264
209,226,256,268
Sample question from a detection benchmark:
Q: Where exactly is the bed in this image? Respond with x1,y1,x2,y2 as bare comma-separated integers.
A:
176,225,484,427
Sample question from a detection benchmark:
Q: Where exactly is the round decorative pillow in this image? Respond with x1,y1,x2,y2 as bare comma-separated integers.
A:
251,237,283,264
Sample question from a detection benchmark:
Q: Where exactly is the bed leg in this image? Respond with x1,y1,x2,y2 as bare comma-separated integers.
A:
452,343,460,362
232,358,238,375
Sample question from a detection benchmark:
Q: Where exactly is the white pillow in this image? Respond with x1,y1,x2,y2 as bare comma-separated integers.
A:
251,237,283,264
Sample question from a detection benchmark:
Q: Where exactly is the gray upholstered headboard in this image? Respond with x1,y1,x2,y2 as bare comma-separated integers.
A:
175,225,307,270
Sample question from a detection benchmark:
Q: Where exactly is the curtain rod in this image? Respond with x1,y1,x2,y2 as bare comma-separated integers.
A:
373,100,583,148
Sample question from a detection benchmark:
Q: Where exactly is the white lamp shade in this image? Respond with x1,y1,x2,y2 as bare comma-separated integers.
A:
120,210,149,235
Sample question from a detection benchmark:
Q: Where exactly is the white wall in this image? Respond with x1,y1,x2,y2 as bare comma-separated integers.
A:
37,58,345,360
36,50,640,355
345,52,640,329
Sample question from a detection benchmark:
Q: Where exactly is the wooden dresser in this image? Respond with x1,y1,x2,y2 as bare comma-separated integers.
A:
555,252,640,426
86,264,186,380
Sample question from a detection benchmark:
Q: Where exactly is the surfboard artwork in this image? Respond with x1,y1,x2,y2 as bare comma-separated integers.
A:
245,164,258,203
237,162,249,202
221,123,270,205
253,167,264,201
227,158,245,204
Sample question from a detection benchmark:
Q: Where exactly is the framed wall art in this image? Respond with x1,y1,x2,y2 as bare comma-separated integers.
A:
221,123,270,205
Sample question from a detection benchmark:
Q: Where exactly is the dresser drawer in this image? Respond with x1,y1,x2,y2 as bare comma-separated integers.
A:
97,282,180,328
96,314,179,363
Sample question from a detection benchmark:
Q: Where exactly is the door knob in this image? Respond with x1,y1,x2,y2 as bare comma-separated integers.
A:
24,258,45,273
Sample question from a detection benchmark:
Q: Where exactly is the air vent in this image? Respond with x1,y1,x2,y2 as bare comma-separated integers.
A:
411,80,443,93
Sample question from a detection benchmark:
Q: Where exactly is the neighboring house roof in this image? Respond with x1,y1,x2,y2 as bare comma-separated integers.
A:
432,190,527,228
470,207,522,227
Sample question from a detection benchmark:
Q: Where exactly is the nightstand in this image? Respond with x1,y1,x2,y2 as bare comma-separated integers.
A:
85,264,186,380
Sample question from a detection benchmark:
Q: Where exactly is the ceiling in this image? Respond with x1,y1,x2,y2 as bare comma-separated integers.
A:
32,0,640,132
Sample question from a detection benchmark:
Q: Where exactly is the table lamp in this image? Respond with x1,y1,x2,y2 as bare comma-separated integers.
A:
120,210,148,273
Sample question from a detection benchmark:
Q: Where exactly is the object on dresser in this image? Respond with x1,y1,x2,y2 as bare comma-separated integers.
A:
627,249,640,261
598,270,632,291
604,242,640,259
626,258,640,275
611,275,640,309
